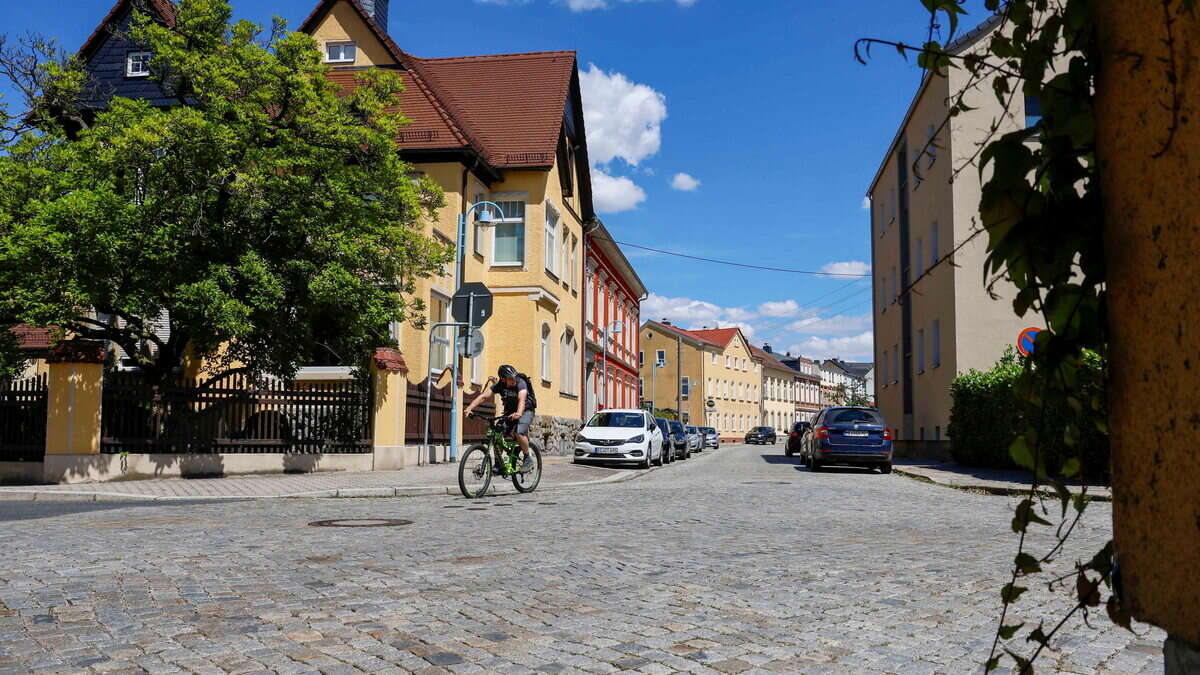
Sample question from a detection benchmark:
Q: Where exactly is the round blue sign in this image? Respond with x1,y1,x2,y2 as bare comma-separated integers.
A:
1017,327,1041,357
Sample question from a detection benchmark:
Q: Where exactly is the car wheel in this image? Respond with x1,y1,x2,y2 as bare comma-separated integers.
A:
880,462,893,474
785,447,793,457
640,450,652,470
653,444,664,467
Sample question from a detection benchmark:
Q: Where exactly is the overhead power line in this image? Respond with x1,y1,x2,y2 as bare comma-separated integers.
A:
590,234,871,278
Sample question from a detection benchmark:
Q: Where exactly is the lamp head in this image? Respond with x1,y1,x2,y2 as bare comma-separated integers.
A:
475,207,495,225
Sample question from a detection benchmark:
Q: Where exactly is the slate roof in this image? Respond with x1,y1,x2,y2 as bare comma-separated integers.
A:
78,0,177,60
749,345,793,372
300,0,582,170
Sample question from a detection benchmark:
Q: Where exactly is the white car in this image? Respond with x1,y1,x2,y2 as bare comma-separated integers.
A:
573,409,665,469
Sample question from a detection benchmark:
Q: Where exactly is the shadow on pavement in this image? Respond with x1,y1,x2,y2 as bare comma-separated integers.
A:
0,499,240,522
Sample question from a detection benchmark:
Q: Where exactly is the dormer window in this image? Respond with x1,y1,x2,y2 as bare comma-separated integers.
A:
325,41,357,64
126,51,152,77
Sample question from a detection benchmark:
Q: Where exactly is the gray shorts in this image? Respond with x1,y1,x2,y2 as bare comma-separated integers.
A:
513,411,534,436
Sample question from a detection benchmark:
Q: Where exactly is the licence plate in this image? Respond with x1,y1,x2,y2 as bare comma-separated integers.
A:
845,431,869,437
596,447,622,454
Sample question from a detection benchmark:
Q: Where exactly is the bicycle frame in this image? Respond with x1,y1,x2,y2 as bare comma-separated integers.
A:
484,419,522,475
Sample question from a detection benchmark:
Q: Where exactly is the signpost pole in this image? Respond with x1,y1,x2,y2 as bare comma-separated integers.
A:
448,294,476,463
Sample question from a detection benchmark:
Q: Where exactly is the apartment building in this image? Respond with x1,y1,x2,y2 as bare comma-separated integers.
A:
300,0,596,433
584,220,646,419
752,345,799,432
639,322,761,439
779,354,823,421
867,14,1044,454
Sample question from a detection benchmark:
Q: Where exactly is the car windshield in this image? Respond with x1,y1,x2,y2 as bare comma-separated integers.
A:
669,421,684,433
700,427,715,434
686,427,698,433
756,427,773,432
826,409,885,425
588,412,645,428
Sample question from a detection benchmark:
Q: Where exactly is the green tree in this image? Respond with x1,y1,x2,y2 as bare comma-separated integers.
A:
0,0,449,386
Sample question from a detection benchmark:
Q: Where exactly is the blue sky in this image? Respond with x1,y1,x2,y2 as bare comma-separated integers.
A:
4,0,994,361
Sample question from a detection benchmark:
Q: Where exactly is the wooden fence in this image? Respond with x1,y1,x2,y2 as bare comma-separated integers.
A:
102,370,372,455
0,375,48,462
405,379,495,445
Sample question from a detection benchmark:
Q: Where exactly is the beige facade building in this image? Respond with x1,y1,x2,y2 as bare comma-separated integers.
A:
639,322,761,439
752,345,799,432
867,15,1043,452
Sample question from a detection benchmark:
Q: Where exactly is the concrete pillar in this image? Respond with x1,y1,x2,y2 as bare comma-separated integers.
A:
370,347,409,470
42,340,106,483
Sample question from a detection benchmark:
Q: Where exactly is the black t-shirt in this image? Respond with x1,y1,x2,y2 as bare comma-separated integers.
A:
491,378,531,415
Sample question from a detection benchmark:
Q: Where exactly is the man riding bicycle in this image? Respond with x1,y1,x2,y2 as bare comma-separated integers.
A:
464,365,536,472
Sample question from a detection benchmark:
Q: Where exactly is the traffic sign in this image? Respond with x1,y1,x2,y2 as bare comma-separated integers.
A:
1017,327,1042,357
706,399,716,409
452,282,493,329
456,329,485,358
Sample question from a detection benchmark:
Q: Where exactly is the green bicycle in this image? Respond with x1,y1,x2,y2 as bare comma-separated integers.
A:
458,414,543,498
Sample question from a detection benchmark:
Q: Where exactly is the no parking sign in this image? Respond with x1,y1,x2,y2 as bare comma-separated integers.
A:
1017,327,1042,357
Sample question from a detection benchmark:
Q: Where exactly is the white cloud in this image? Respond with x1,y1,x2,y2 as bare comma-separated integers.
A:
591,167,647,213
787,332,875,361
717,320,755,340
786,313,873,336
642,293,724,326
724,307,757,322
820,261,872,277
670,172,701,191
861,196,871,211
757,300,801,318
580,64,667,167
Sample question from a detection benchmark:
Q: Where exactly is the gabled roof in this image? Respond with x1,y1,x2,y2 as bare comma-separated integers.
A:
643,321,721,348
78,0,177,61
299,0,584,174
749,345,793,372
682,328,740,348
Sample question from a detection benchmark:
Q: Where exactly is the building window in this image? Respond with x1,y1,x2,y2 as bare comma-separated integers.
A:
891,266,898,301
880,349,888,387
892,345,899,384
917,328,926,373
655,349,665,365
541,323,552,383
932,319,941,367
1025,95,1043,129
325,41,357,64
569,236,578,291
126,51,152,77
930,221,939,269
915,238,924,276
711,353,717,364
681,376,690,400
492,200,526,265
544,201,560,276
638,351,644,366
638,378,644,400
429,292,451,372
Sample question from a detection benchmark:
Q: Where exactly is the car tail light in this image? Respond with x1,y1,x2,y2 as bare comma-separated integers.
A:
816,426,830,440
789,431,798,438
882,428,893,441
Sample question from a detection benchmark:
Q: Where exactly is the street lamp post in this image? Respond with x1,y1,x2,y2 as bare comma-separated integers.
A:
598,321,622,410
444,200,506,463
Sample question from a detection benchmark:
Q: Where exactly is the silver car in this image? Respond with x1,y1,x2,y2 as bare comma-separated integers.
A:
685,425,704,453
700,426,720,449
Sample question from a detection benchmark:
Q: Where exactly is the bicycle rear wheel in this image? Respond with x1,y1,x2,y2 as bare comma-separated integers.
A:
512,443,542,493
459,444,493,499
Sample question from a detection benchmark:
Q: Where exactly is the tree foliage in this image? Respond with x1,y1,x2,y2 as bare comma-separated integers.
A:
0,0,449,385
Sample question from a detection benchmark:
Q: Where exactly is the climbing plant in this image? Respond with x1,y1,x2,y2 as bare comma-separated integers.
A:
851,0,1200,670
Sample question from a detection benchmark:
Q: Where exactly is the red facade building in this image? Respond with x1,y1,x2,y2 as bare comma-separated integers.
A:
583,221,646,419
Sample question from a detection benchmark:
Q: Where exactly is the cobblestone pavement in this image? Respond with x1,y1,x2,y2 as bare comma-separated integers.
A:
892,461,1113,499
0,444,1162,674
0,458,622,500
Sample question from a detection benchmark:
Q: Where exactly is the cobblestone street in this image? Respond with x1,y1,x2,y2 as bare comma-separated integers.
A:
0,444,1161,674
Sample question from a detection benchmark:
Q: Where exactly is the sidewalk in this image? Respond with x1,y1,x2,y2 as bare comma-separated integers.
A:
0,456,641,501
894,460,1113,500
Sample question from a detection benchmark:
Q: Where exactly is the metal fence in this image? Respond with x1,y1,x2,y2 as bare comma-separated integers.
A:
406,379,494,445
0,375,48,462
101,370,372,455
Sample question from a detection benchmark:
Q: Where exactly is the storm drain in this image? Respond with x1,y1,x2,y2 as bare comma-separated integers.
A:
308,519,413,528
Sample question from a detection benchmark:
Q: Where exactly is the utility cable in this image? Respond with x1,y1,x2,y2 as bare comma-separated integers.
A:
588,233,871,278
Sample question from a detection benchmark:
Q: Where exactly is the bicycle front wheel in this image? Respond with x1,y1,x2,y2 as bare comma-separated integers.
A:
459,444,493,499
512,443,542,494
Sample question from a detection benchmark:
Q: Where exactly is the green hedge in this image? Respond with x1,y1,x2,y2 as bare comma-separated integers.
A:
948,348,1109,481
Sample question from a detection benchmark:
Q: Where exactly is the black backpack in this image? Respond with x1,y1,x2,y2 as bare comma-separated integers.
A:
517,373,538,411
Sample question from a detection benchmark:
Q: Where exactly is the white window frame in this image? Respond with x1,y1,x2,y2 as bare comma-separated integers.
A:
541,323,552,384
126,51,152,78
544,200,560,277
429,292,452,373
569,236,578,291
681,376,690,400
655,349,666,365
324,41,357,64
491,196,527,267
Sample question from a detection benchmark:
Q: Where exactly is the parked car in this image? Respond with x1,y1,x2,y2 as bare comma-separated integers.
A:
668,420,691,460
744,426,777,444
685,425,703,453
654,417,675,464
800,407,893,473
700,426,720,449
574,409,665,469
784,421,812,457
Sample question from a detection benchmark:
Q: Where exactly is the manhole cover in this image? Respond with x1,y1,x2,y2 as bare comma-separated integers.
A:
308,519,413,528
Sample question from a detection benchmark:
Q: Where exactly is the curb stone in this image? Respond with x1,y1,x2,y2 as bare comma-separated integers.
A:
893,466,1113,502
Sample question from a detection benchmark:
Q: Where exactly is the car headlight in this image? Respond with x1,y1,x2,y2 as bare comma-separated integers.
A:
576,436,595,444
627,435,645,444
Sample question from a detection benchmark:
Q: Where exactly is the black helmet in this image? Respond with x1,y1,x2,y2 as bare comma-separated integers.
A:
497,365,518,379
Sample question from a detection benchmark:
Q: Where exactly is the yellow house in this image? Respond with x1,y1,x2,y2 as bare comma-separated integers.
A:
639,321,762,441
300,0,594,452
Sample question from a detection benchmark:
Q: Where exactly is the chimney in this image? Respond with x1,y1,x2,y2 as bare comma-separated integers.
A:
360,0,389,33
662,318,671,326
763,344,773,353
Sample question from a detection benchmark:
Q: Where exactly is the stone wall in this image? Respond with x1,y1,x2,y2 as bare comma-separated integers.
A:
529,415,584,457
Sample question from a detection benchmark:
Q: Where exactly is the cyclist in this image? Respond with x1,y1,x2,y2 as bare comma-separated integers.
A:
464,365,536,472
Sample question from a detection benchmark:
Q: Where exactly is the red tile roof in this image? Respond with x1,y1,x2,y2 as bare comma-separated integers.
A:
78,0,177,60
11,325,53,351
682,328,741,348
749,345,791,370
300,0,579,170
